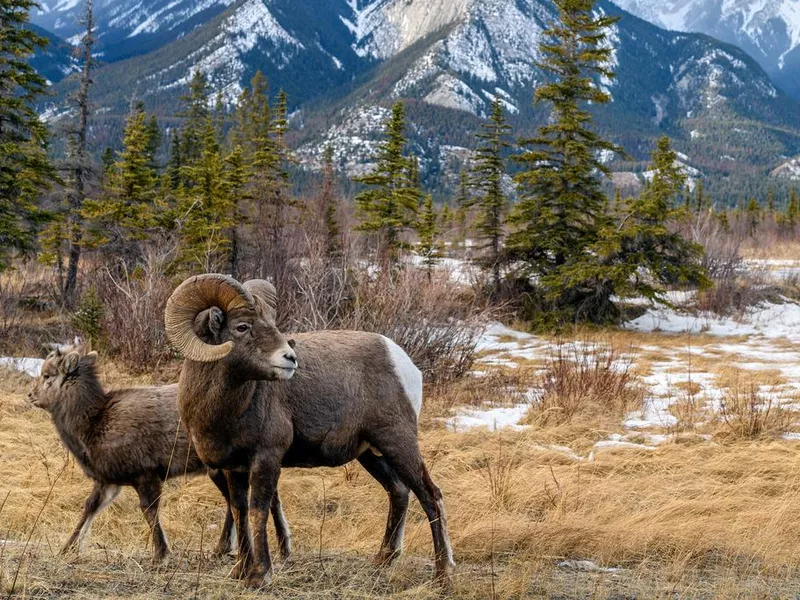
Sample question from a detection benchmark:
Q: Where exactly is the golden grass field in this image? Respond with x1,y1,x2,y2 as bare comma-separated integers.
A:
5,335,800,599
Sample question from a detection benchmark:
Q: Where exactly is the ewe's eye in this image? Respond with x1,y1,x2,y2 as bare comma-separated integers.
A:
235,323,250,333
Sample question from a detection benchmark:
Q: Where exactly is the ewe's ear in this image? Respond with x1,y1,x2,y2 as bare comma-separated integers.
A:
84,351,98,367
193,307,226,342
61,352,81,376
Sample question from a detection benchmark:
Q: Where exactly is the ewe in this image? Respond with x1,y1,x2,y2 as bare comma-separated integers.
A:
165,274,454,590
29,345,292,561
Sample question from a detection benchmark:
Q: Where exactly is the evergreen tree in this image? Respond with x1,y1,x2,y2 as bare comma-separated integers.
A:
695,179,705,213
83,102,159,262
466,98,511,294
784,188,800,234
506,0,622,325
746,197,760,236
316,146,342,260
222,144,247,277
179,71,210,165
588,135,709,315
767,186,776,216
0,0,55,271
60,0,95,306
100,147,114,175
176,115,235,270
416,194,442,279
166,130,183,189
354,101,421,267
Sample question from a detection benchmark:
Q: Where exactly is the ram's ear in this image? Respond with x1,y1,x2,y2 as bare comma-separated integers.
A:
193,306,226,342
61,352,81,376
84,351,98,367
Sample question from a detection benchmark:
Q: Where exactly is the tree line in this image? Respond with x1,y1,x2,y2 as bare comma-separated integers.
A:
2,0,716,328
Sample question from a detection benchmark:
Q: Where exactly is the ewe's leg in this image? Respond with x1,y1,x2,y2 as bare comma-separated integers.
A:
270,492,292,560
380,442,455,591
225,470,253,580
62,482,121,554
244,454,281,589
134,480,170,564
208,469,235,557
358,452,410,565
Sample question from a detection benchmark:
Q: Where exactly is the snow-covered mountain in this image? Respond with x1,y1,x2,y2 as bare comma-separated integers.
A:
32,0,236,61
612,0,800,97
36,0,800,194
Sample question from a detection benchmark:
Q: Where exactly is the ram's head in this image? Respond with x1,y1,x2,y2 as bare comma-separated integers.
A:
165,274,297,381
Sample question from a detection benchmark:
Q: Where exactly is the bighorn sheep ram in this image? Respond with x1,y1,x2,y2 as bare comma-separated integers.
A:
164,274,455,590
29,345,292,562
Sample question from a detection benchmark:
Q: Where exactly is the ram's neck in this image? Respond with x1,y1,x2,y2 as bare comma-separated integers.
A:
177,361,257,465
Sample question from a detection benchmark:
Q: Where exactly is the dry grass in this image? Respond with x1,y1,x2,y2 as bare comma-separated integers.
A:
523,345,645,429
740,239,800,261
7,362,800,598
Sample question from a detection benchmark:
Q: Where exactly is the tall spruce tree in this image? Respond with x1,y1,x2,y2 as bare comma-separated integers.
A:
354,101,421,267
588,136,709,316
0,0,55,271
416,194,442,279
83,102,159,263
506,0,622,325
467,98,511,294
179,71,210,165
177,114,235,270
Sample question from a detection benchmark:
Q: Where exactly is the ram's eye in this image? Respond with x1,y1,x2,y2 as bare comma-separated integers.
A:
235,323,250,333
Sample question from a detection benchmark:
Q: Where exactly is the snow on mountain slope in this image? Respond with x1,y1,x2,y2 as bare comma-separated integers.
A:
148,0,303,103
32,0,235,61
612,0,800,96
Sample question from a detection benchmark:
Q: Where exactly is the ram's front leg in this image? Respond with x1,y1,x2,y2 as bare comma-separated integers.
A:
243,454,281,589
225,470,253,581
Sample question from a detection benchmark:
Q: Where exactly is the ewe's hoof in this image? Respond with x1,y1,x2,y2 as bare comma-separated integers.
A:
243,570,271,589
229,560,250,580
212,544,233,559
372,549,400,567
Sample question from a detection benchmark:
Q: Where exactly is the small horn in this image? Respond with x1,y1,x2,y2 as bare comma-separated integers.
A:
165,274,254,362
242,279,278,323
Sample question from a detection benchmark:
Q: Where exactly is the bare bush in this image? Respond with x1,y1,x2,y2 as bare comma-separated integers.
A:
683,209,744,282
287,265,485,383
717,384,796,440
525,344,645,427
93,245,175,373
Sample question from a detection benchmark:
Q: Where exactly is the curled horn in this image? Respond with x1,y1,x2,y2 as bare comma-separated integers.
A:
164,274,255,362
242,279,278,323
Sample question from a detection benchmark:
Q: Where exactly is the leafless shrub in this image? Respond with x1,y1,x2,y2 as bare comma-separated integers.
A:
94,244,175,373
525,344,645,427
717,384,796,441
338,269,484,383
0,270,28,339
683,209,744,281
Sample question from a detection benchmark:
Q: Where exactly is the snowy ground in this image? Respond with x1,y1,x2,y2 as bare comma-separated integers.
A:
446,295,800,455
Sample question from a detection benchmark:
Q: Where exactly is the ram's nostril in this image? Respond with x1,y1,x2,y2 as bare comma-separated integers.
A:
284,353,297,365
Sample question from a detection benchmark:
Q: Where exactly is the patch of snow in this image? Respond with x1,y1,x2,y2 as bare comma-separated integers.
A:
0,357,44,378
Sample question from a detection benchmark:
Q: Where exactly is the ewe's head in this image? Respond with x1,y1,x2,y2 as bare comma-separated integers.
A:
29,345,98,411
164,274,297,381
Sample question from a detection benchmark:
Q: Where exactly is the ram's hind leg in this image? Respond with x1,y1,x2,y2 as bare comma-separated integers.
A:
62,482,121,555
358,451,409,566
378,438,455,592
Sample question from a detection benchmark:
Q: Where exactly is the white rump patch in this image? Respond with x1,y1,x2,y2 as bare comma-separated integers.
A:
381,336,422,417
